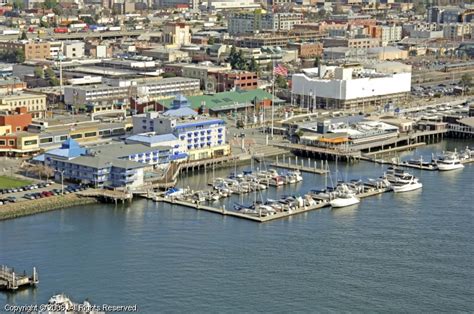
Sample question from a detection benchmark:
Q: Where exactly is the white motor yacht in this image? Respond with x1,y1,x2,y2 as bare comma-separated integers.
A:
392,176,423,193
330,184,360,208
437,152,464,171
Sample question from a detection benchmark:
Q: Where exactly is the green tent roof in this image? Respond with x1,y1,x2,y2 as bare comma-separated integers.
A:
159,89,284,111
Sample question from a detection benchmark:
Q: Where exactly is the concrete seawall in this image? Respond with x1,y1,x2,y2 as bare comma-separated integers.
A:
0,194,98,221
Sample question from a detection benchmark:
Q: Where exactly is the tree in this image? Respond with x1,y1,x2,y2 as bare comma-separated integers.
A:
34,67,45,79
40,20,50,28
19,31,28,40
52,5,63,16
12,0,23,10
314,56,320,67
248,57,259,73
45,67,59,86
15,49,25,63
275,75,288,89
43,0,58,9
317,9,327,19
460,73,472,88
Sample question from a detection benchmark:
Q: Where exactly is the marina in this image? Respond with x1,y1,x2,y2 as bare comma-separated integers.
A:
146,167,394,222
1,140,472,312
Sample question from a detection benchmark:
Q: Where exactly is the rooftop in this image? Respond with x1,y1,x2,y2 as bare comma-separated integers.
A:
159,89,283,111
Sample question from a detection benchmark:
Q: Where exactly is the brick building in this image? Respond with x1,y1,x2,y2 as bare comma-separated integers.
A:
288,42,323,58
0,107,32,132
0,41,51,60
216,71,258,92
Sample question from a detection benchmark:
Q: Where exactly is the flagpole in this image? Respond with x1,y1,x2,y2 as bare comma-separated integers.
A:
271,62,275,140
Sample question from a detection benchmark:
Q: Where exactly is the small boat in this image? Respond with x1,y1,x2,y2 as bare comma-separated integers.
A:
392,176,423,193
164,187,185,198
286,170,303,183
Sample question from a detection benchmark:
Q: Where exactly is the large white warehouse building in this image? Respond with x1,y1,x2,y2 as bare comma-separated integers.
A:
291,65,411,110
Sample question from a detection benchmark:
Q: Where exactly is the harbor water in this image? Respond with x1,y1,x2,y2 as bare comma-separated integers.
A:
1,140,473,312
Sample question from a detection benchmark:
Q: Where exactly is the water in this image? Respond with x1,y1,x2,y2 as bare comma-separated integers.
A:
1,140,473,312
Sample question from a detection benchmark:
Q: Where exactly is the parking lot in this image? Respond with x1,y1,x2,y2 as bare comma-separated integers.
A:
0,182,88,206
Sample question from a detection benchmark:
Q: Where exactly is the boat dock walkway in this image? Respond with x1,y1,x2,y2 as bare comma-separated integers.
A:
270,156,328,175
149,186,390,223
0,265,38,291
361,156,474,170
77,189,133,204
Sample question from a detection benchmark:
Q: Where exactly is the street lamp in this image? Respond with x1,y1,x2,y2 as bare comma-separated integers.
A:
56,170,65,195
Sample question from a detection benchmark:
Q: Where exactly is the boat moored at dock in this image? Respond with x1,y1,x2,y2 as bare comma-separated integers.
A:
436,151,465,171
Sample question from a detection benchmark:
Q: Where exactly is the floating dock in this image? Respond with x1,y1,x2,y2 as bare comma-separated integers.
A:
150,186,390,223
0,265,38,291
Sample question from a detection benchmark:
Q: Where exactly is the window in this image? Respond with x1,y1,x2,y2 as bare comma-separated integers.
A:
85,132,97,138
60,135,68,141
40,137,53,143
24,139,37,146
0,140,5,146
8,140,15,146
71,134,83,139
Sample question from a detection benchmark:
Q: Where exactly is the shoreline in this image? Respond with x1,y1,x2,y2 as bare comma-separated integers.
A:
0,194,99,221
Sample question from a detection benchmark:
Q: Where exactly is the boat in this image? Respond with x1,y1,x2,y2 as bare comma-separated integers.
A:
437,152,464,171
164,187,185,198
383,166,415,185
286,170,303,183
330,184,360,208
391,175,423,193
39,294,105,314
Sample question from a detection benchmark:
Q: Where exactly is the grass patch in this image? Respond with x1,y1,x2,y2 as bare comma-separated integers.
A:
0,176,32,189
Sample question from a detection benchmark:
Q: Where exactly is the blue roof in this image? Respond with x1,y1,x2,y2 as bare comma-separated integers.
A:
45,139,86,159
163,107,198,117
175,119,225,130
126,133,178,144
163,94,198,117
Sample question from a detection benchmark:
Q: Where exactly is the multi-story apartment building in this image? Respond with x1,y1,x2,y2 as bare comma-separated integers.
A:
443,23,472,40
229,10,303,35
0,92,47,118
44,139,150,188
380,25,402,46
0,40,51,61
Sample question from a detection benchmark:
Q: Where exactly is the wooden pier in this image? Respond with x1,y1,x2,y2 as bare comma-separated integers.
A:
0,265,38,291
77,189,133,204
270,156,328,175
